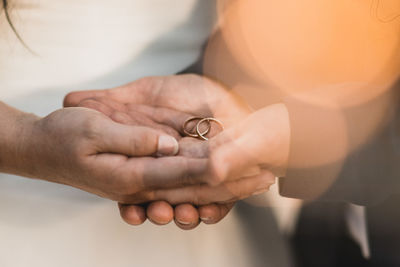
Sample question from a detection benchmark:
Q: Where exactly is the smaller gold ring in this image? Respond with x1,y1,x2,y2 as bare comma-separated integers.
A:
196,118,224,141
182,116,211,138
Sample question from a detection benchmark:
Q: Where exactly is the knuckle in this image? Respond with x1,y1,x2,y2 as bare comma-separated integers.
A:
206,166,227,186
206,175,224,187
80,115,103,140
129,129,156,155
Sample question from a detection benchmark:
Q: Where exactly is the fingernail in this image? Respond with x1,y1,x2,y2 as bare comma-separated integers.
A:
148,218,169,226
157,135,179,156
200,217,212,223
176,219,192,225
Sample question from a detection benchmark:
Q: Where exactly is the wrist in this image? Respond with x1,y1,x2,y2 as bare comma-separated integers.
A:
0,104,41,177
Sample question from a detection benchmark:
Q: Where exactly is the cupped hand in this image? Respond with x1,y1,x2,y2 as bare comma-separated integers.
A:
65,74,289,184
64,74,251,128
20,107,210,203
70,97,237,229
64,74,289,228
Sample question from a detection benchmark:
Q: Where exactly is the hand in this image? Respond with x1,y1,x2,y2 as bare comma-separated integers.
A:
15,107,210,203
63,75,250,230
64,74,289,184
115,123,275,229
64,74,251,128
65,75,288,228
70,98,238,229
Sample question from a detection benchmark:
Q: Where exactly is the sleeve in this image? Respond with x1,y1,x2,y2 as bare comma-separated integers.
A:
279,84,400,206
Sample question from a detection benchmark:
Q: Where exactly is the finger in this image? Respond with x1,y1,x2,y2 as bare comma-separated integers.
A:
126,104,193,134
122,108,181,140
179,133,262,181
118,203,147,225
174,204,200,230
119,156,209,194
152,170,275,205
64,75,216,114
177,138,257,174
108,110,181,140
85,97,178,136
64,90,108,107
86,96,127,113
108,111,137,125
178,137,209,158
63,77,160,107
205,127,261,185
78,99,115,117
77,99,136,126
198,203,235,224
79,98,182,139
95,119,179,157
146,201,174,226
93,155,209,197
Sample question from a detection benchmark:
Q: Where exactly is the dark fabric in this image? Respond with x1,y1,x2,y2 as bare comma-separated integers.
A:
182,28,400,267
183,37,400,206
293,196,400,267
319,111,400,206
291,201,371,267
367,194,400,266
280,84,400,205
181,31,400,266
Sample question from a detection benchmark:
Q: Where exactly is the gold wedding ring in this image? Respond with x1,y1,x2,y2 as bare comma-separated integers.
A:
196,118,224,140
183,116,224,140
182,117,211,138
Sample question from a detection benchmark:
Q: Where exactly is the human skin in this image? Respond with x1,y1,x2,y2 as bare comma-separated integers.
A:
73,96,237,229
75,97,276,229
65,74,290,229
0,101,212,205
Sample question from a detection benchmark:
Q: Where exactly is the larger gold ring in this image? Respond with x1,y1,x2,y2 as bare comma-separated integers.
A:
196,118,224,141
182,116,211,138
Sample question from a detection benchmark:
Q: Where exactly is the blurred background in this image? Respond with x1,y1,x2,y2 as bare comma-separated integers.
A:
1,0,400,266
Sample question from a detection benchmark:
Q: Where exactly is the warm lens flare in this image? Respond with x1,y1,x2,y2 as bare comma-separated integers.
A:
204,0,400,199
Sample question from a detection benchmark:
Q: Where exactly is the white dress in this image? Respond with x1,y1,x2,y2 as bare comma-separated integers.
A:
0,1,291,266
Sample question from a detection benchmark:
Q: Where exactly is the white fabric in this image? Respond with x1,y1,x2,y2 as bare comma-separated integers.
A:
0,1,270,266
346,204,370,259
267,186,302,235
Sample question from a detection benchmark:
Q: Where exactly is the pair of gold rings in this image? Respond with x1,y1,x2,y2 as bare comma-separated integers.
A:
182,117,224,141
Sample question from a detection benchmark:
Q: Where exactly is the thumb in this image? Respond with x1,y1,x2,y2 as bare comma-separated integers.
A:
206,128,262,186
96,119,179,157
64,90,108,107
